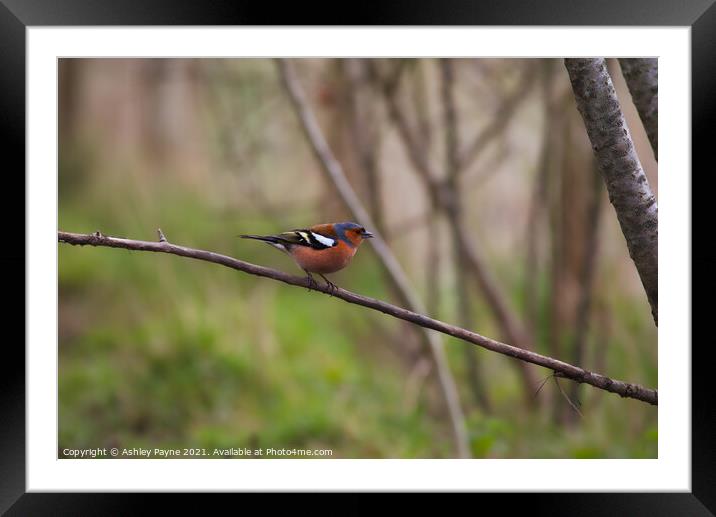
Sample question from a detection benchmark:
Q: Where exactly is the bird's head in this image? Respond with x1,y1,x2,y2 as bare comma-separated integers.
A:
334,222,374,247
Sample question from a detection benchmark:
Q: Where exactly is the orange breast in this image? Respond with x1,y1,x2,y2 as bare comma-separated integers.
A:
290,241,357,274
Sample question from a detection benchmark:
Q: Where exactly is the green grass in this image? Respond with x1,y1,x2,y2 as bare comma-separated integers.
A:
59,162,657,459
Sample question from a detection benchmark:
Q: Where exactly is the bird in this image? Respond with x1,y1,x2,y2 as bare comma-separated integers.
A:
240,222,374,292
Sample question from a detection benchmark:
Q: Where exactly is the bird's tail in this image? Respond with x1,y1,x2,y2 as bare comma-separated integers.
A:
240,233,290,253
239,234,283,244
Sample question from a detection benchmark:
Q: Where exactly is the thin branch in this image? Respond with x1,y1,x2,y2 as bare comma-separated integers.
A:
524,59,556,331
452,217,540,394
554,376,583,419
440,58,492,411
565,58,658,325
439,59,461,181
276,58,470,458
466,139,510,190
58,229,658,406
457,62,537,173
410,60,434,157
567,163,604,420
344,59,385,233
617,58,658,161
370,59,440,190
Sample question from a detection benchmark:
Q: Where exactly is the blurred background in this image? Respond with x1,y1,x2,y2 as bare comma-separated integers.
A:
58,58,657,458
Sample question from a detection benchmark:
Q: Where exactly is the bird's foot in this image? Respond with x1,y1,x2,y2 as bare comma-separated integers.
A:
304,272,318,291
319,274,337,296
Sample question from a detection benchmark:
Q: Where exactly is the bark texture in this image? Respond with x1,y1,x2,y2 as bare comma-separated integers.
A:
618,58,658,160
564,58,658,325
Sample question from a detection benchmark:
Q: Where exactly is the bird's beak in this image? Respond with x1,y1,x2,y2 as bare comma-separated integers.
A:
361,230,374,239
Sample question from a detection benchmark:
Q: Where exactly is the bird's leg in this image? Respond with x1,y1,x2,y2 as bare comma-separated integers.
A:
318,273,337,295
303,270,318,291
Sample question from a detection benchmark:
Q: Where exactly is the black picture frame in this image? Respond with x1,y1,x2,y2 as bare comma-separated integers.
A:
3,0,711,512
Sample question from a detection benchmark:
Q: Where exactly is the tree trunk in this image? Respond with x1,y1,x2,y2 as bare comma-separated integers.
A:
564,58,658,326
617,58,658,161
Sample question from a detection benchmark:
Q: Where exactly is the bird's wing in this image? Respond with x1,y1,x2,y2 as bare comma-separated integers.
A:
285,229,337,250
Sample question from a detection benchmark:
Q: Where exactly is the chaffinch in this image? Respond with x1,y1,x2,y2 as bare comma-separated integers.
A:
241,221,374,290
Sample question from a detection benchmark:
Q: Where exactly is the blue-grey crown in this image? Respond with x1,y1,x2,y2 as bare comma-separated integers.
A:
335,222,362,232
